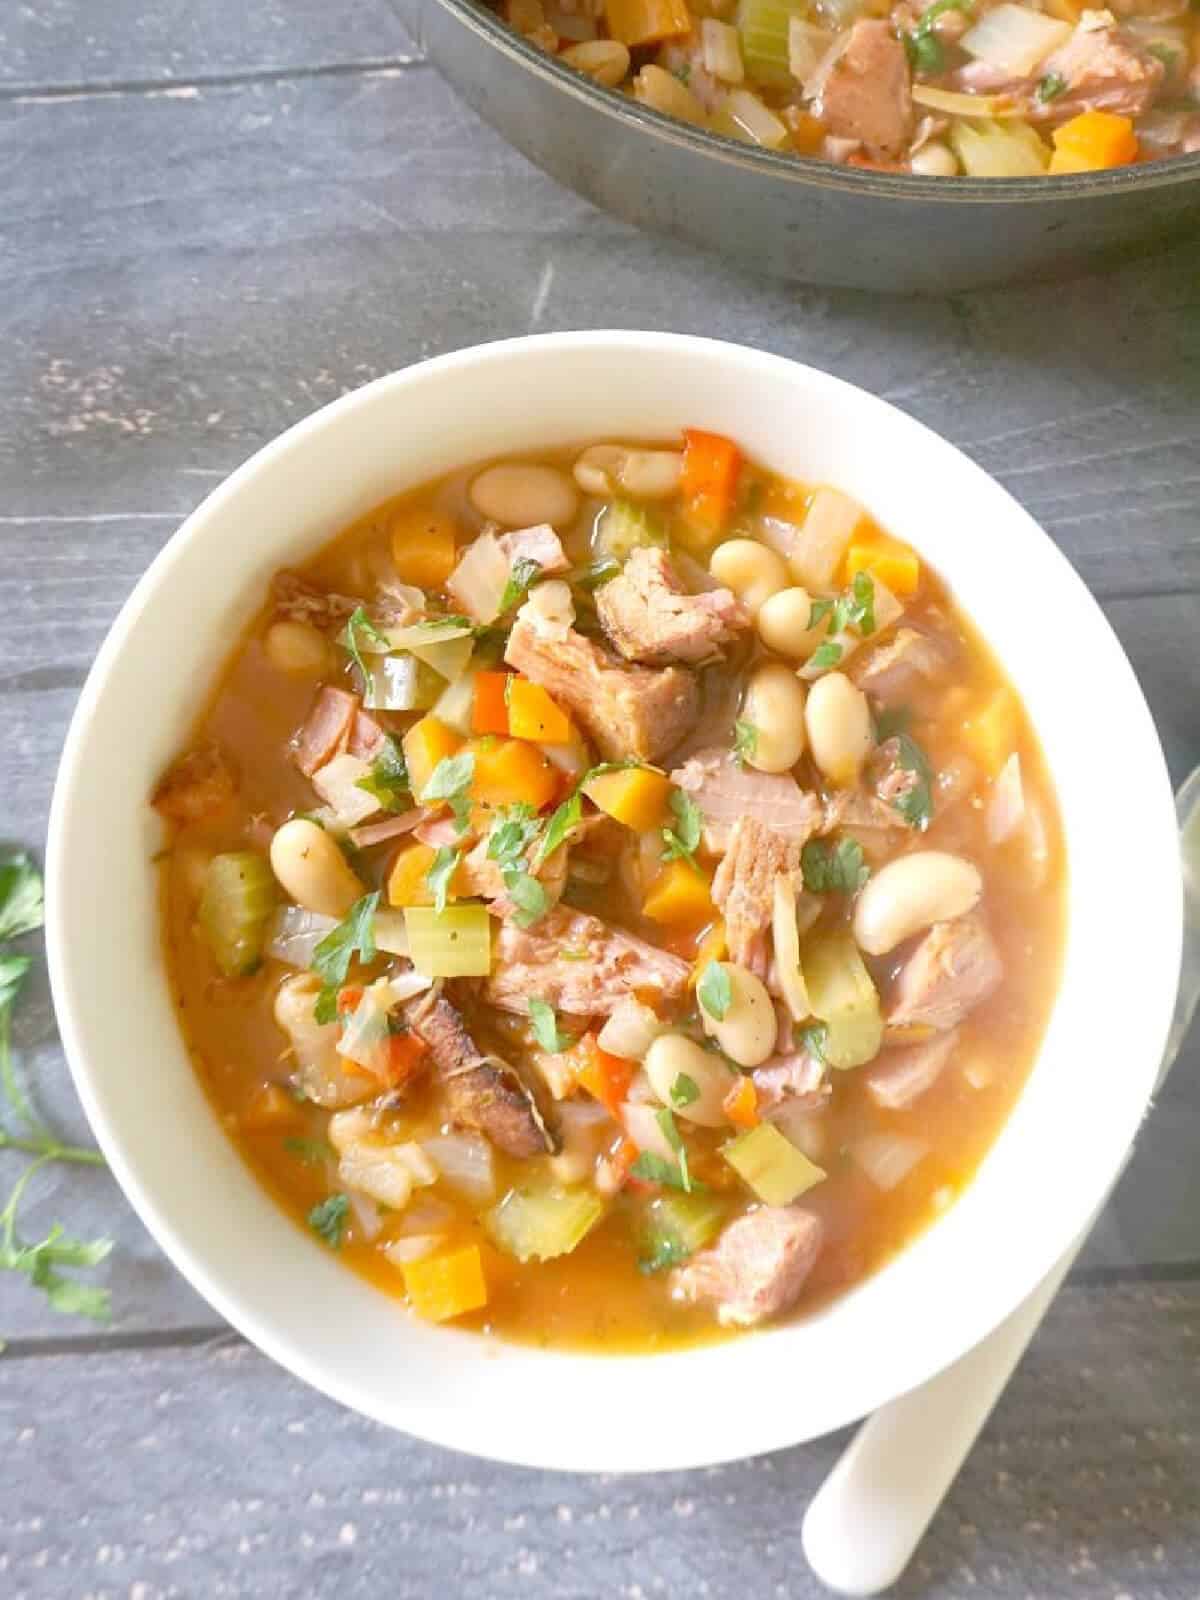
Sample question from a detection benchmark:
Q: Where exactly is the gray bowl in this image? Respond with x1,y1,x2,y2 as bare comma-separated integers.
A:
397,0,1200,292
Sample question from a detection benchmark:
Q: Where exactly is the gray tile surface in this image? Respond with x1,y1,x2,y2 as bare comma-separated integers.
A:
2,0,1199,1588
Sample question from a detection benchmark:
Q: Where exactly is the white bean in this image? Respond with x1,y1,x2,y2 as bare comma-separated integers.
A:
264,619,332,676
709,538,789,617
269,818,364,918
698,962,777,1068
756,585,825,661
805,671,872,785
910,141,959,177
560,38,630,87
632,64,707,126
853,851,983,956
644,1033,737,1127
469,463,579,528
741,661,807,775
573,443,682,499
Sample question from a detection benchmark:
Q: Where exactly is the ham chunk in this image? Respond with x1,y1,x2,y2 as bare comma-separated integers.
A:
863,1029,959,1110
152,743,236,825
456,835,569,919
485,906,690,1016
595,547,749,665
505,616,699,763
819,20,913,158
1035,20,1164,121
291,687,386,777
272,569,417,631
853,628,950,706
405,990,556,1158
712,818,805,978
889,916,1003,1031
671,1207,824,1328
753,1051,828,1114
670,748,824,853
496,524,568,574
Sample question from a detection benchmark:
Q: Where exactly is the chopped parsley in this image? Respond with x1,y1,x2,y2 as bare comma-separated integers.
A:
486,803,541,868
1036,71,1067,101
638,1233,692,1275
421,750,476,832
670,1073,700,1109
529,998,569,1054
540,790,582,861
425,845,461,915
808,641,844,672
697,960,732,1022
800,1022,829,1065
311,891,380,1022
505,871,548,928
355,733,410,812
733,719,758,765
573,557,621,591
1146,42,1180,70
500,556,542,615
307,1193,350,1250
283,1136,333,1167
656,1108,694,1193
339,606,390,686
801,836,870,895
903,0,974,74
661,789,702,871
889,733,935,831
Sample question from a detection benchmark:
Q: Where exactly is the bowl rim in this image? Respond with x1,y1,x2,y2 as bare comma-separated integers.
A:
46,331,1183,1472
428,0,1200,203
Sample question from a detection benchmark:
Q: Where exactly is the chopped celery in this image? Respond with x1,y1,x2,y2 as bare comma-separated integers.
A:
737,0,808,87
485,1184,605,1262
198,851,276,977
594,498,667,562
385,620,476,683
403,905,492,977
410,632,474,683
362,653,442,712
432,668,479,735
950,118,1050,178
723,1122,825,1206
639,1191,727,1272
801,926,883,1069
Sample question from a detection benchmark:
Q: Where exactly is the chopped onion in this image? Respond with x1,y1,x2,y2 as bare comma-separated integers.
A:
757,516,803,564
541,738,590,781
445,531,511,625
597,998,664,1060
803,30,851,103
432,669,478,735
619,1100,676,1162
911,84,1019,117
373,910,411,957
799,630,860,680
350,811,425,850
789,17,832,83
549,1097,617,1185
792,486,864,587
767,1100,827,1161
336,983,394,1077
987,752,1025,845
950,117,1049,178
311,753,380,827
423,1132,496,1203
375,580,426,621
772,872,812,1024
850,1132,929,1191
383,1233,446,1265
385,967,432,1003
702,18,744,82
396,1196,456,1234
871,576,904,635
625,1068,659,1106
518,578,575,640
394,1141,439,1187
329,1112,417,1209
960,4,1071,74
347,1188,384,1242
712,87,789,148
267,904,336,967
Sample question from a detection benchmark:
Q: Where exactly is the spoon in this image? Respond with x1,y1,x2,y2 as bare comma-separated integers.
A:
801,767,1200,1597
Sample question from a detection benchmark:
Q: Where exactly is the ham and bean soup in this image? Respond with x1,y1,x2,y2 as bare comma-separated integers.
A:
154,431,1064,1349
489,0,1200,175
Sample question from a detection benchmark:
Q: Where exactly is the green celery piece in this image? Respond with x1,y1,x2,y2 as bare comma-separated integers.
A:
198,852,277,977
594,499,667,562
639,1191,727,1271
485,1185,605,1263
403,905,492,978
801,925,883,1069
737,0,808,87
722,1122,825,1206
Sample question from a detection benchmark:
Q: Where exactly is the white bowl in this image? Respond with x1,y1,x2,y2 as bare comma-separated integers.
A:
47,333,1181,1473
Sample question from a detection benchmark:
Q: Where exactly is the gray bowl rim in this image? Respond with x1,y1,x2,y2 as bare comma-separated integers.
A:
427,0,1200,204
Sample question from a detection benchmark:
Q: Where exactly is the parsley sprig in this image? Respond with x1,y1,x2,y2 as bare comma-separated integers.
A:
500,557,542,615
486,804,549,929
0,853,112,1326
339,606,391,687
355,734,411,813
801,836,869,895
888,733,935,831
903,0,974,74
661,789,702,871
311,892,380,1022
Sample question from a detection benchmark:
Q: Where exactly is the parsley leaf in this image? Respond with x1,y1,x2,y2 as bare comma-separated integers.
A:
801,837,870,895
808,598,835,631
733,720,758,765
808,641,844,673
283,1136,333,1167
500,557,542,615
529,998,569,1054
697,961,732,1022
903,0,973,73
355,733,410,812
573,557,621,592
0,855,43,942
421,750,476,832
800,1022,829,1065
630,1151,697,1194
307,1193,350,1249
661,789,702,870
873,705,912,743
486,803,541,868
889,733,935,831
1037,70,1066,101
339,606,390,686
670,1073,700,1109
655,1108,693,1193
638,1233,692,1275
311,891,380,1023
426,846,461,915
836,571,876,638
504,870,548,929
540,790,582,861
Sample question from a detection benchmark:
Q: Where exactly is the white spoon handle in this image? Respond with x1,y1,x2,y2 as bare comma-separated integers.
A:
802,767,1200,1598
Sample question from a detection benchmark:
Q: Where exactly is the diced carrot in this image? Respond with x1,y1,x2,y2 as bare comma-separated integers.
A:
336,986,365,1017
846,153,907,173
723,1075,760,1129
402,716,464,799
583,766,672,832
785,110,825,156
959,688,1017,779
576,1033,636,1115
386,841,439,907
690,918,727,986
1048,111,1138,174
469,736,558,811
240,1084,303,1133
506,677,573,745
387,1030,429,1089
842,531,921,598
390,508,459,588
604,0,690,46
679,428,742,540
1043,0,1081,18
643,859,715,930
402,1245,488,1322
472,670,511,736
